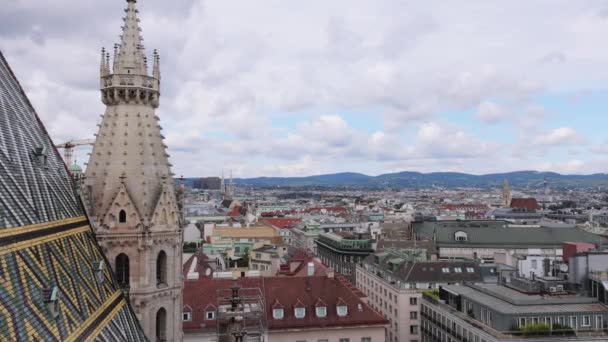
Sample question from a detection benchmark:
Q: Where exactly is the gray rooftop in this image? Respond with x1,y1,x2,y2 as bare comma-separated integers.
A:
444,284,607,314
413,220,606,248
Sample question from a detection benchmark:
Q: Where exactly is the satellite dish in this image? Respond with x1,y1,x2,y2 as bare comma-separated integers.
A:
559,264,568,272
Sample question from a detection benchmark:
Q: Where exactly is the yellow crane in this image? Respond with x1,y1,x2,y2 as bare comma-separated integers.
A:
55,139,95,167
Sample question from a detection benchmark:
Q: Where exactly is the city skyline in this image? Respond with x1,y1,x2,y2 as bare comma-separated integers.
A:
3,0,608,177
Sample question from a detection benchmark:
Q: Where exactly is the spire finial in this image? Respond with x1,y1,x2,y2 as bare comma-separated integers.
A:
114,0,147,75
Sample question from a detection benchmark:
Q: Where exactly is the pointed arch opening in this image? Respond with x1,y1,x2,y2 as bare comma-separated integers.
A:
156,250,167,287
119,209,127,223
155,307,167,341
115,253,129,287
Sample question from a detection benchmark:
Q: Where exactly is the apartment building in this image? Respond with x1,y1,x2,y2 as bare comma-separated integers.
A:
356,251,482,342
316,231,375,282
422,283,608,341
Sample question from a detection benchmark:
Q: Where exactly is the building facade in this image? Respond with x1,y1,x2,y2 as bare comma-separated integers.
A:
83,1,183,340
422,284,608,342
356,251,483,342
316,232,375,282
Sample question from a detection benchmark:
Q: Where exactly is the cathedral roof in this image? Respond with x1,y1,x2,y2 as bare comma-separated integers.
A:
0,51,147,341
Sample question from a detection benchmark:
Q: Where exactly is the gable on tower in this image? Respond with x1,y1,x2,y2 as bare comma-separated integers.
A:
151,179,180,229
101,179,144,230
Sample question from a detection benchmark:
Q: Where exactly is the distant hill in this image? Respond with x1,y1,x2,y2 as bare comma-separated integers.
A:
181,171,608,189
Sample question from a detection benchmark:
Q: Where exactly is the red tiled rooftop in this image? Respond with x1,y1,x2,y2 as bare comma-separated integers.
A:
263,276,387,331
261,217,302,229
510,198,540,211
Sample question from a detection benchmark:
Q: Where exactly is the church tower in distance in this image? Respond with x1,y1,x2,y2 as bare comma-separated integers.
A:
83,0,183,340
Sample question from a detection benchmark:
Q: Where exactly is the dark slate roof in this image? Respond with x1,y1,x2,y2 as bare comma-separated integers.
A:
0,53,83,229
363,253,483,283
0,52,146,341
412,220,607,248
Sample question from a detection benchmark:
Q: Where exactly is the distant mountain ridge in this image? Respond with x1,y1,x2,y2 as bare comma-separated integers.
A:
217,171,608,189
181,171,608,189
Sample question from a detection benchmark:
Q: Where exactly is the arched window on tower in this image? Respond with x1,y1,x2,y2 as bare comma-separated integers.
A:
156,251,167,287
115,253,129,287
119,209,127,223
156,307,167,342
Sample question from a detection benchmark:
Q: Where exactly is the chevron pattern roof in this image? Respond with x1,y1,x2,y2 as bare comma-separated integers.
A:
0,51,147,341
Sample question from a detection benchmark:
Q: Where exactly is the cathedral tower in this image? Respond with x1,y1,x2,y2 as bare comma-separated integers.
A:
503,179,512,208
83,0,183,340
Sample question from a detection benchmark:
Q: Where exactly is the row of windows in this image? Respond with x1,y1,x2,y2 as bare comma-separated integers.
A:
115,250,167,287
182,310,215,321
295,338,371,342
273,305,348,319
422,304,488,342
517,315,602,329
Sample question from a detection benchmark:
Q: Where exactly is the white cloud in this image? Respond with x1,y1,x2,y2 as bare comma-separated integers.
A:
474,101,506,124
534,127,583,146
4,0,608,176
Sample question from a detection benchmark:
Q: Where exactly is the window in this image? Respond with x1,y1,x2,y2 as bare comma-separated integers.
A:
362,338,371,342
410,297,417,305
442,267,450,273
466,267,475,273
117,209,127,223
410,311,418,319
295,307,306,319
410,325,418,334
454,231,468,241
155,308,166,342
454,267,462,273
205,311,215,320
273,308,284,319
255,253,261,259
115,253,129,286
569,316,577,328
339,339,350,342
316,306,327,317
582,315,591,327
531,260,537,269
337,305,348,316
156,251,167,286
518,317,526,327
182,312,192,321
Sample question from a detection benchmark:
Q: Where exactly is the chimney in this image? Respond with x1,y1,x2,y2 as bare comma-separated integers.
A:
307,262,315,276
327,268,334,279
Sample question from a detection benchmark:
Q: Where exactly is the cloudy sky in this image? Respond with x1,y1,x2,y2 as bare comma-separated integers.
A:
3,0,608,178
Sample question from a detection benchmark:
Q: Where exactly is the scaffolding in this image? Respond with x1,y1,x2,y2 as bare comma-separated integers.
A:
216,282,266,342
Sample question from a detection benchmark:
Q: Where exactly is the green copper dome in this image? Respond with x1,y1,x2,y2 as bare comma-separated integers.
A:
69,163,83,172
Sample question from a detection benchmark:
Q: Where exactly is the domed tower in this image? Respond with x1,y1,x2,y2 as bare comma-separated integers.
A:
83,1,183,340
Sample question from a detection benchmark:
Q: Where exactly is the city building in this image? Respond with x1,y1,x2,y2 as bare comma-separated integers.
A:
357,251,483,342
82,0,183,340
422,283,608,341
412,220,606,262
182,253,388,341
206,226,283,257
0,52,146,340
316,231,375,282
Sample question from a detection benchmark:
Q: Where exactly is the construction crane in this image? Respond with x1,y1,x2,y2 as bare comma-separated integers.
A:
55,139,95,166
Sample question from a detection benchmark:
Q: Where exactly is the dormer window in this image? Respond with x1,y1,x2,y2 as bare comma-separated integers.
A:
93,260,105,283
454,231,468,242
316,306,327,318
43,286,59,318
273,308,284,319
294,307,306,319
337,305,348,317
